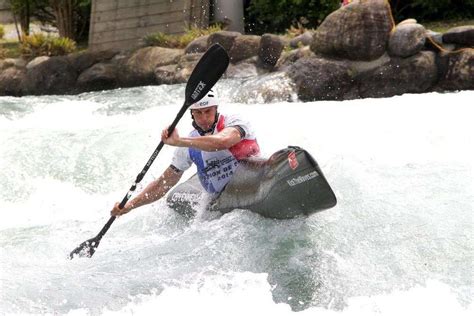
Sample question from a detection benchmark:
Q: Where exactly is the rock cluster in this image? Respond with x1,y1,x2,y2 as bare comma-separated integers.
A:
289,0,474,100
0,30,285,97
0,0,473,100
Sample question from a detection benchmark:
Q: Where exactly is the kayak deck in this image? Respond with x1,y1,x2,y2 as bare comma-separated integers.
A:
167,146,337,219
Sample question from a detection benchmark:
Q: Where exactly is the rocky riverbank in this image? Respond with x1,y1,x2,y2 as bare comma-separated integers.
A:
1,0,473,100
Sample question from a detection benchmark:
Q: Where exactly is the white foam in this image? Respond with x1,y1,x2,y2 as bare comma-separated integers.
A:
99,272,291,316
1,89,473,315
96,276,471,316
0,177,112,229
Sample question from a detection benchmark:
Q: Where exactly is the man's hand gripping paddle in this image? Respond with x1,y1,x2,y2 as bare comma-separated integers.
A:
69,44,230,259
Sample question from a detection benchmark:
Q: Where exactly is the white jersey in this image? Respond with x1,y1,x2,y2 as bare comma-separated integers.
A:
171,113,260,193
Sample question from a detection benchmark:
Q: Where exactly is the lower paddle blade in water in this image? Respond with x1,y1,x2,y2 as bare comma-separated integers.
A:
69,238,99,259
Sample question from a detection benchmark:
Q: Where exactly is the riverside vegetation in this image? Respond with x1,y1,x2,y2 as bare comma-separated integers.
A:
0,0,473,100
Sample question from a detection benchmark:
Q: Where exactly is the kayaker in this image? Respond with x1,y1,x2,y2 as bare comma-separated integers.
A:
111,89,261,216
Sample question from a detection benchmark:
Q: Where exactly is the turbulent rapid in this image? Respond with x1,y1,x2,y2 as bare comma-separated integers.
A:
0,81,472,315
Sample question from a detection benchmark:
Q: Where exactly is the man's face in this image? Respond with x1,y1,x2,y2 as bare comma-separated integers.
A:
191,106,217,131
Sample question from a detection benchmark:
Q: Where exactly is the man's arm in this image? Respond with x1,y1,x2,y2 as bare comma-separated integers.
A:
162,127,242,152
111,165,183,216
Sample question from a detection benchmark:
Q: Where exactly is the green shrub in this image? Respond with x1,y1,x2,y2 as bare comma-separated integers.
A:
48,36,78,56
143,25,222,48
0,25,5,40
285,22,312,38
244,0,474,35
391,0,474,22
144,32,176,48
245,0,340,34
423,19,474,33
20,33,77,57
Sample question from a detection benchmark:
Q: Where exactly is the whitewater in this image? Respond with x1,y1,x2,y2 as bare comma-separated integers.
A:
0,81,472,315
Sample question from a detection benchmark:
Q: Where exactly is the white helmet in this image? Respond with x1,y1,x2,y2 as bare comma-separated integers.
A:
189,89,219,110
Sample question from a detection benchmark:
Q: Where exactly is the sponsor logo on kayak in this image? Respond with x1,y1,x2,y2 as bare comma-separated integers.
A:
191,81,207,100
288,151,298,170
171,192,202,201
287,171,319,187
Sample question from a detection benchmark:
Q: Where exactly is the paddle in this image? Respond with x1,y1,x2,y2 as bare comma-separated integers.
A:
69,44,230,259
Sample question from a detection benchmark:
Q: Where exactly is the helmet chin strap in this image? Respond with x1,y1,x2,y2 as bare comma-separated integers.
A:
192,112,220,136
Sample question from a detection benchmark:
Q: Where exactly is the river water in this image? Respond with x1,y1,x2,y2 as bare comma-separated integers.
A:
0,81,472,315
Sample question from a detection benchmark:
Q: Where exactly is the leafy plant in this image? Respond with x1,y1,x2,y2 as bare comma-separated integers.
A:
20,33,76,57
49,36,77,55
285,21,311,38
245,0,340,34
0,41,22,58
423,19,474,33
143,25,222,48
9,0,91,41
390,0,474,22
244,0,474,35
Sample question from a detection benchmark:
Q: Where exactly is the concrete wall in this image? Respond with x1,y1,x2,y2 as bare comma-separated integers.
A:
89,0,209,51
213,0,244,33
0,0,13,24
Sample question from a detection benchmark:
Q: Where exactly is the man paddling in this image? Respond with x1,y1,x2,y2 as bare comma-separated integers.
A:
111,90,260,216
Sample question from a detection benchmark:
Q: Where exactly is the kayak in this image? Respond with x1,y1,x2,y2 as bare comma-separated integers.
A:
166,146,337,219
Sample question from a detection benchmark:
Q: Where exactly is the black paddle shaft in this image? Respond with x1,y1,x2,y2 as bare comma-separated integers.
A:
69,44,229,259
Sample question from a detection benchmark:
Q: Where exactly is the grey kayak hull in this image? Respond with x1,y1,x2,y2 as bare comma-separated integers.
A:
166,146,337,219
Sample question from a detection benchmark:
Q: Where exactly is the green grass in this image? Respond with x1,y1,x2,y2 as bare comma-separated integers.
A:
143,25,222,48
1,19,473,60
0,41,22,58
0,34,81,59
422,19,474,33
20,33,77,58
